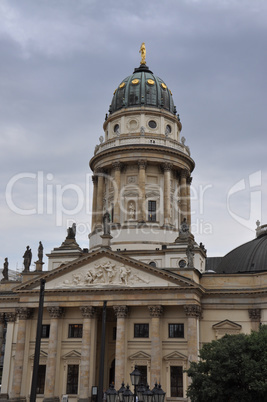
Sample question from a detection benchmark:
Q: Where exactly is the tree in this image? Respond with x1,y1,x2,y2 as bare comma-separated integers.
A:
186,325,267,402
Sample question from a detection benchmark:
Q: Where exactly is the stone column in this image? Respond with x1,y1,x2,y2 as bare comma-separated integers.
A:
138,160,147,223
96,168,105,226
0,313,5,364
10,308,31,401
44,307,64,402
1,312,16,397
184,305,202,364
113,306,128,389
180,170,189,224
248,309,261,332
78,306,97,402
112,162,122,224
91,175,98,231
186,176,192,227
163,163,173,226
148,306,163,385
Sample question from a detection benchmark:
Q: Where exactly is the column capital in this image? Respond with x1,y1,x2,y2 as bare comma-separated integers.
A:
5,312,16,322
138,159,147,170
184,304,202,318
148,305,163,317
47,306,64,319
80,306,97,319
112,161,122,171
180,169,189,179
15,307,32,320
162,162,173,172
113,305,128,318
95,167,105,175
248,308,261,321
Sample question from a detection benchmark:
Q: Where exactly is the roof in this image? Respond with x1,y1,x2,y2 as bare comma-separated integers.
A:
109,64,176,115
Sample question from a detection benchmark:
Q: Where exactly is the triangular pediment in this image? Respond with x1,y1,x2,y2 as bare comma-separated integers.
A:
62,350,81,360
212,320,242,330
16,249,197,292
163,351,187,361
129,351,151,360
29,350,48,360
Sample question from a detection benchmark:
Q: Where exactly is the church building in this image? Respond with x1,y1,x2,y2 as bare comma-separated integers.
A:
0,46,266,402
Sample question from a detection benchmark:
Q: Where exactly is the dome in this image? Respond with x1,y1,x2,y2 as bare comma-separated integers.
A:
216,225,267,274
109,64,177,115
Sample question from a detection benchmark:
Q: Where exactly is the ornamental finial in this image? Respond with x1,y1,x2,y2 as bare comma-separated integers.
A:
139,42,146,65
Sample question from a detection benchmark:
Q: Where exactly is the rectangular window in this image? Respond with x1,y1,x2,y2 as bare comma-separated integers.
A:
66,364,79,394
36,365,46,394
41,324,50,338
169,324,184,338
68,324,83,338
138,365,147,385
148,201,156,222
134,324,149,338
170,366,183,397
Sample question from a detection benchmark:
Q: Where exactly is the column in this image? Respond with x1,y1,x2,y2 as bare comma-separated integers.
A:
184,305,202,364
96,168,105,226
163,163,172,226
10,307,31,401
148,306,163,386
138,160,147,223
91,175,98,231
113,306,128,389
186,176,192,227
248,309,261,332
44,307,64,402
78,306,97,402
112,162,122,224
0,313,5,365
180,170,189,223
1,312,16,397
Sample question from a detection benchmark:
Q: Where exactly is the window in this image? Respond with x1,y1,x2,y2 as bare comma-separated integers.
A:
41,324,50,338
169,324,184,338
148,201,156,222
66,364,79,394
148,120,157,129
170,366,183,397
138,365,147,385
36,365,46,394
68,324,83,338
134,324,149,338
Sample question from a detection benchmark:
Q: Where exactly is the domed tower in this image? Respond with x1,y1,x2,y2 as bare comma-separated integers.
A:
89,45,195,252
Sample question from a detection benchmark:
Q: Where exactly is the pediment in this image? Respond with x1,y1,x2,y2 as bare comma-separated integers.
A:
62,350,81,360
29,350,48,360
212,319,242,339
129,351,151,360
163,351,187,361
16,249,197,292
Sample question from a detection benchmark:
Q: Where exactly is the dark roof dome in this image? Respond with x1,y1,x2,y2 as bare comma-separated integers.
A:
216,224,267,274
109,64,177,115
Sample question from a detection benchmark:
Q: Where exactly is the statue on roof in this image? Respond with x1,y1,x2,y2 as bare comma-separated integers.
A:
38,241,43,263
139,42,146,65
2,258,8,281
67,223,76,239
23,246,32,272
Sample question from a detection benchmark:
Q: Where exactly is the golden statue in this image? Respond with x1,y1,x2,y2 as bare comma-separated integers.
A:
139,42,146,65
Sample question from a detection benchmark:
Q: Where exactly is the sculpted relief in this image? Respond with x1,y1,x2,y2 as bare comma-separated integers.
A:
60,260,150,288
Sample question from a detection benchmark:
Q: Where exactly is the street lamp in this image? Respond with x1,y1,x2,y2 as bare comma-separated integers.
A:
106,384,117,402
151,383,165,402
130,366,141,402
118,382,126,402
142,384,154,402
123,385,134,402
137,383,146,402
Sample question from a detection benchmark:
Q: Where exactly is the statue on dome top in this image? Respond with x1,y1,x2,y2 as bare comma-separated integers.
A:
139,42,146,65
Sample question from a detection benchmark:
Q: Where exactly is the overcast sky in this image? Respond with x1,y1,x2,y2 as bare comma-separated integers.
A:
1,0,266,272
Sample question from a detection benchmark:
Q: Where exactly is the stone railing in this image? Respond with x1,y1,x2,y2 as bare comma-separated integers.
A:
94,135,190,156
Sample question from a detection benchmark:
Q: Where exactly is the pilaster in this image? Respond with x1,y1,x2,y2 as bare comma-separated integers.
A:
138,160,147,223
112,162,122,224
248,308,261,332
180,169,189,223
113,306,128,389
1,312,16,397
95,168,105,226
162,163,173,226
148,305,163,385
184,305,201,364
91,175,98,230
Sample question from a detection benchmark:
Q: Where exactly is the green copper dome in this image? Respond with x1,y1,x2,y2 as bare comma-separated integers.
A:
109,65,177,115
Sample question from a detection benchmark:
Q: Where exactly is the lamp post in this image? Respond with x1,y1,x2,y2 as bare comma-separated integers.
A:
122,385,134,402
142,385,154,402
106,384,117,402
118,382,126,402
137,383,146,402
130,365,141,402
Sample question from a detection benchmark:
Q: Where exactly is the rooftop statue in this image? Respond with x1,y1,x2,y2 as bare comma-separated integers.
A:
67,223,76,239
38,241,44,263
2,257,8,281
139,42,146,65
23,246,32,272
